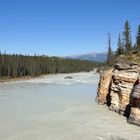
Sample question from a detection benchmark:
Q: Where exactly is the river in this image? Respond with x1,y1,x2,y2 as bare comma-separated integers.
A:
0,72,140,140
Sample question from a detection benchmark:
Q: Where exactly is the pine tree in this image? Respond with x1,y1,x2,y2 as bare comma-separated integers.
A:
123,20,132,53
133,43,136,51
136,25,140,51
116,33,124,56
107,33,113,65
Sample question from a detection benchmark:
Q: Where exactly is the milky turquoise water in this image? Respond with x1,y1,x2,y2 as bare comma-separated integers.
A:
0,72,140,140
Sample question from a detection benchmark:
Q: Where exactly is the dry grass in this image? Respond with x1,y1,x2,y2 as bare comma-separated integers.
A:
116,52,140,65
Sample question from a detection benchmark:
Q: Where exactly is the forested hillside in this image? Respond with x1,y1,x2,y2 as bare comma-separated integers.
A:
0,53,101,78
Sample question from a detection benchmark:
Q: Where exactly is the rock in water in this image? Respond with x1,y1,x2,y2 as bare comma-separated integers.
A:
64,76,73,79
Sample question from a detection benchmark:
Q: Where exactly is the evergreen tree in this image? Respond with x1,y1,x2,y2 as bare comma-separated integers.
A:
133,43,137,52
136,25,140,51
107,33,113,65
116,33,124,56
123,20,132,53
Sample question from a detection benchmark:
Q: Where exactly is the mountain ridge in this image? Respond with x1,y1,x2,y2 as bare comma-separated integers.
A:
65,52,107,62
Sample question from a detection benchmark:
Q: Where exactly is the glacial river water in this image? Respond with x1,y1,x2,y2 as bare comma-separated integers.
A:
0,72,140,140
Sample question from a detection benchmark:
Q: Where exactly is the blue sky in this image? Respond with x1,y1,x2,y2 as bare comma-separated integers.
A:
0,0,140,56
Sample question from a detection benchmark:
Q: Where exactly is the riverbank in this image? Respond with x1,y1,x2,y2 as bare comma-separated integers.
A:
0,75,45,83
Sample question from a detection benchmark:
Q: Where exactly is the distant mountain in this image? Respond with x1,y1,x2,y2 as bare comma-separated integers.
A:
65,52,107,62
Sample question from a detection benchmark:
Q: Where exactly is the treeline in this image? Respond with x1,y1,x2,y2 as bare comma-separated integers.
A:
0,53,101,78
107,20,140,65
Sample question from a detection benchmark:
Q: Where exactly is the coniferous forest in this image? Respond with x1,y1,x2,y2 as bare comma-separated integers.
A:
0,53,101,78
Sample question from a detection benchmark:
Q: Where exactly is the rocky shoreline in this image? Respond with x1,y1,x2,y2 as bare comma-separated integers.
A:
0,75,45,83
96,63,140,126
